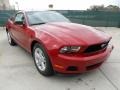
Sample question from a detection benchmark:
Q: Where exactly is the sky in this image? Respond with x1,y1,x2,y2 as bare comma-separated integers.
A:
9,0,120,10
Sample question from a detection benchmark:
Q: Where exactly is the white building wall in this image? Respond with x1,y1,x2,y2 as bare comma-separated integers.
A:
0,0,11,10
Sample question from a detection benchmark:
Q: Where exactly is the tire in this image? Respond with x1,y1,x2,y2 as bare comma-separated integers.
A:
33,43,54,76
7,31,16,46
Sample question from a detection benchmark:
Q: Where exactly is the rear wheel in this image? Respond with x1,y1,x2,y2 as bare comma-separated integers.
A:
7,31,16,46
33,43,54,76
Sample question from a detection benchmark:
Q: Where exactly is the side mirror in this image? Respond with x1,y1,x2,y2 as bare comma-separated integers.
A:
10,16,14,21
14,21,26,28
14,21,23,25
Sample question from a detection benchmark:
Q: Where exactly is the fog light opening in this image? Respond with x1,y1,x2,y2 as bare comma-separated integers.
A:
67,66,78,71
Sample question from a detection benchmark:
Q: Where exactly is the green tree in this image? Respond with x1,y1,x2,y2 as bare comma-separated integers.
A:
87,5,120,12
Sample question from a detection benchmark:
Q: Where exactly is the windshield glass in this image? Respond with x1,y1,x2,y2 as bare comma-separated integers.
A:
26,11,70,25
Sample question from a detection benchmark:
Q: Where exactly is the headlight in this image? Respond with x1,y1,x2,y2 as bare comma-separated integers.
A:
60,46,81,53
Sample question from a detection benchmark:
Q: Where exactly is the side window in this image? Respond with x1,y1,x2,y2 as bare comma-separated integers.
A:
15,13,24,22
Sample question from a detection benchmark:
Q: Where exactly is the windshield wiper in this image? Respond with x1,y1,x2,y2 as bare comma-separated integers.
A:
30,22,46,25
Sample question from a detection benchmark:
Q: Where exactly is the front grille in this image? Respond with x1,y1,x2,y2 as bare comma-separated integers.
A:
84,41,109,53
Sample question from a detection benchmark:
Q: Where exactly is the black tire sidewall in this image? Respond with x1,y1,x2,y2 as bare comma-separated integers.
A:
7,31,16,46
33,43,54,76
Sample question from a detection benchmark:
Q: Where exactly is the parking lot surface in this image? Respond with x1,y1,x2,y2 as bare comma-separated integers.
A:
0,27,120,90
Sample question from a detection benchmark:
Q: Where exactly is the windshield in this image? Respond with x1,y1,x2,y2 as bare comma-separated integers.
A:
26,11,70,25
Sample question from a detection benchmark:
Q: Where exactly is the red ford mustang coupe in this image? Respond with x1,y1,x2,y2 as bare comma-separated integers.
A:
6,11,113,76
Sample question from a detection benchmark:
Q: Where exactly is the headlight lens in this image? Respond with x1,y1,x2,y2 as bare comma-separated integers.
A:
60,46,81,53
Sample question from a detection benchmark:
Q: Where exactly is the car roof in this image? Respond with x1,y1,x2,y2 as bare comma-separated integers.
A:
17,10,56,14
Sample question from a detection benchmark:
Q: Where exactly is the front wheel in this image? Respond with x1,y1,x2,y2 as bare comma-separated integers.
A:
33,43,54,76
7,31,16,46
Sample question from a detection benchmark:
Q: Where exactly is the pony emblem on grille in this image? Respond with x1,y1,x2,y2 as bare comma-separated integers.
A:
101,43,106,48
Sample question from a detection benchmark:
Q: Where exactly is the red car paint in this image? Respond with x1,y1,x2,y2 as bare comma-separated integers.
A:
6,11,113,73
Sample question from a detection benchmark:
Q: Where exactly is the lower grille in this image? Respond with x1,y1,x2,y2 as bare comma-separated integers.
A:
86,62,102,71
84,41,109,53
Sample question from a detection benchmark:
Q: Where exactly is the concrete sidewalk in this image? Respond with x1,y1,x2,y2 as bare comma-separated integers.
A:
0,27,120,90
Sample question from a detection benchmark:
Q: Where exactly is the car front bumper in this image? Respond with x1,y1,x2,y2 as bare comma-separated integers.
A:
51,45,113,74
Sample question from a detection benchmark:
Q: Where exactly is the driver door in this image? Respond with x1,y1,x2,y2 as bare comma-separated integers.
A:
12,13,30,49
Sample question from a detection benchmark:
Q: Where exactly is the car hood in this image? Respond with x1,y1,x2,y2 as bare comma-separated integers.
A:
31,22,111,45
